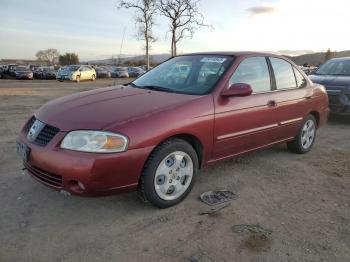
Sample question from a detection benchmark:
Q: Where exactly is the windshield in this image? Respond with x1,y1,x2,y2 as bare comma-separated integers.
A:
132,55,234,95
315,59,350,76
115,67,127,72
16,66,28,71
67,65,80,71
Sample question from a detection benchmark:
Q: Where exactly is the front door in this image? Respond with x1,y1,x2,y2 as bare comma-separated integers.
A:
213,56,280,161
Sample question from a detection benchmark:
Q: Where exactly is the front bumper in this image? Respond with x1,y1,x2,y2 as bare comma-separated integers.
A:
56,75,75,81
17,129,152,196
327,91,350,115
16,74,33,79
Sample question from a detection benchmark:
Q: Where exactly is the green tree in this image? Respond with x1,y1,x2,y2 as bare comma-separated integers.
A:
325,48,333,62
59,53,80,65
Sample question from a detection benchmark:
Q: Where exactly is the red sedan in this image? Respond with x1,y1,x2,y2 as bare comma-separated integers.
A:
17,52,329,208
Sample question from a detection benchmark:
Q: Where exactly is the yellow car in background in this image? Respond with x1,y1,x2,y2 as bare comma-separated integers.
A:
57,65,96,82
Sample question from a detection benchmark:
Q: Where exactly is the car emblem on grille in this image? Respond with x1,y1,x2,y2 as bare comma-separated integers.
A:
27,120,45,142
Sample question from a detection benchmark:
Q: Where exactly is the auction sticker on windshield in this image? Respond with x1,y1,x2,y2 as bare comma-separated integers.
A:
200,57,227,63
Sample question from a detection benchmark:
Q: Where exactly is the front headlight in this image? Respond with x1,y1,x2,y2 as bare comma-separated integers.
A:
61,131,128,153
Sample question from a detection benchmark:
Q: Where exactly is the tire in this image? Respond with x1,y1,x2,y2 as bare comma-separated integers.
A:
91,74,96,81
287,114,317,154
139,138,199,208
76,75,80,83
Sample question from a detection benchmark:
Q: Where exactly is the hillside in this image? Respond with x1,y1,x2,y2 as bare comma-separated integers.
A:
87,54,170,65
290,50,350,66
86,50,350,66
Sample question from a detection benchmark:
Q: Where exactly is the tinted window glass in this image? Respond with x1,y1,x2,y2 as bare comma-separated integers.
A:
293,68,307,88
68,65,80,71
315,59,350,76
270,58,297,89
230,57,271,93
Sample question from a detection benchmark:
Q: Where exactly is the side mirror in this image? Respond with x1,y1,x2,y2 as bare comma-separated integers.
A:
221,83,253,97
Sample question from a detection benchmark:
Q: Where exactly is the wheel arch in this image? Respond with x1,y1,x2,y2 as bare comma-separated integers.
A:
168,133,204,168
309,111,320,127
145,133,205,170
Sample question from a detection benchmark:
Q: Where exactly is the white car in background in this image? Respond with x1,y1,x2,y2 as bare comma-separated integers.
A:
57,65,96,82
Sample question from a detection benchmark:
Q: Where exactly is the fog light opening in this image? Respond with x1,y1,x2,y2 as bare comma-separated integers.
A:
68,180,85,193
78,181,85,190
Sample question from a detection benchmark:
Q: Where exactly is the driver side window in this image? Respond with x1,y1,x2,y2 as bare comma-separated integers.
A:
230,57,271,93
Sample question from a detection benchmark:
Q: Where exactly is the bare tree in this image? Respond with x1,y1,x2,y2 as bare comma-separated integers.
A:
35,48,60,65
118,0,157,70
158,0,210,56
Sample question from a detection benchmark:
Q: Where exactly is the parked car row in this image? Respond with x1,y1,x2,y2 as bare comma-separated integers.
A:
299,66,318,75
0,64,146,81
94,66,146,79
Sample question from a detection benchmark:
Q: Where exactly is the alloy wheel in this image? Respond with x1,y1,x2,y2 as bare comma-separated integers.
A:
301,119,315,150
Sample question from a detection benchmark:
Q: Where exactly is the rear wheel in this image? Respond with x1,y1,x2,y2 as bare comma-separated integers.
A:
139,138,199,208
287,114,317,154
76,75,80,83
91,74,96,81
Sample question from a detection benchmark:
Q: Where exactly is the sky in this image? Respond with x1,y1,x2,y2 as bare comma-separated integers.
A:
0,0,349,60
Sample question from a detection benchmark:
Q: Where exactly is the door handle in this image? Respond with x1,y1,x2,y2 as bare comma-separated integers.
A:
267,100,277,107
305,96,312,100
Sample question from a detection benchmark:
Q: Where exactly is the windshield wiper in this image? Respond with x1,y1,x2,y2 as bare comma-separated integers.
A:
126,82,139,87
140,85,175,93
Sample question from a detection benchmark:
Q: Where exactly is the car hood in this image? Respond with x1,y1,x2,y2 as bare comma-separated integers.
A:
309,74,350,91
16,71,32,74
36,85,200,132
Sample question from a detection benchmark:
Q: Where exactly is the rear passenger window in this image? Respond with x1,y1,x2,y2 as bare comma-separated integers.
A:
270,58,297,89
293,68,307,88
230,57,271,93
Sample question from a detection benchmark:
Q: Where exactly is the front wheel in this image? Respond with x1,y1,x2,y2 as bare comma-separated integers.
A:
91,74,96,81
139,138,199,208
287,114,317,154
75,75,80,83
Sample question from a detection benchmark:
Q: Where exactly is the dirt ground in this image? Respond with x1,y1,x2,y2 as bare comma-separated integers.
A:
0,79,349,262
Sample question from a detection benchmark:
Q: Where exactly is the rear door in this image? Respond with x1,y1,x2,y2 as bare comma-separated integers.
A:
269,57,313,140
213,56,281,160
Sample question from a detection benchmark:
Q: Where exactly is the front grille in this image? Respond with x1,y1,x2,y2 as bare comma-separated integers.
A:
328,95,341,105
24,162,63,188
25,116,60,146
34,124,60,146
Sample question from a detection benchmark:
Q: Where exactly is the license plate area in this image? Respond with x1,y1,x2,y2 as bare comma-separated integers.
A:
16,140,31,162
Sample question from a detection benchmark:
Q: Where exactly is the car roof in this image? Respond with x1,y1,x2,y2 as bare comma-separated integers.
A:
328,57,350,61
180,51,282,57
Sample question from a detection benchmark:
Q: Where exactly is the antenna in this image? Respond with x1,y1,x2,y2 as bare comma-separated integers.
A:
119,27,126,65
